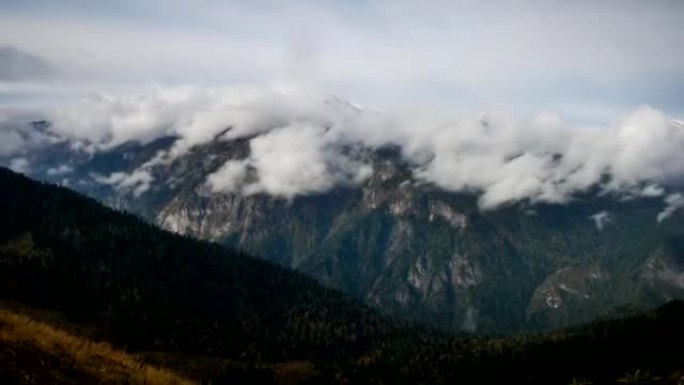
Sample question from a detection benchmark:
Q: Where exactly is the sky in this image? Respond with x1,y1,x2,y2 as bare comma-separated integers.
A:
2,1,684,216
1,0,683,121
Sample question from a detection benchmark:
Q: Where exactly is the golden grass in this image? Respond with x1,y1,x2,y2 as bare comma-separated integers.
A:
0,308,196,385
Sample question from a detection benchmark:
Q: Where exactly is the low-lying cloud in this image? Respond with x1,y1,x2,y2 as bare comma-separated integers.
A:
3,86,684,213
207,122,372,199
590,211,611,231
658,194,684,223
93,169,154,197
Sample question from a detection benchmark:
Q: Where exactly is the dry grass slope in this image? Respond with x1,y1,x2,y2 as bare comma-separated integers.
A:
0,308,195,385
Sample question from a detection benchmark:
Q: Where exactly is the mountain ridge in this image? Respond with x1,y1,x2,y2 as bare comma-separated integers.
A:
3,116,684,333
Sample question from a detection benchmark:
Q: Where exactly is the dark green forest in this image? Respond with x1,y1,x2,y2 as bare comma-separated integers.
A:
1,167,684,384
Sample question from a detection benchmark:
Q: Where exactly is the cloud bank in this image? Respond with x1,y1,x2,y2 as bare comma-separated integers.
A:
207,123,372,199
3,86,684,212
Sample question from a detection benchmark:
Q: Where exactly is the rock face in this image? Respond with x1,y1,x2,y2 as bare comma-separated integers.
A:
5,133,684,333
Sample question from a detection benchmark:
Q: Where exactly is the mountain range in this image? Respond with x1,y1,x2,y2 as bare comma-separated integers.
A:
3,112,684,334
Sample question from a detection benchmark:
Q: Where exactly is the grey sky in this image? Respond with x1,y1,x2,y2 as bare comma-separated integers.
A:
0,0,683,121
2,2,684,211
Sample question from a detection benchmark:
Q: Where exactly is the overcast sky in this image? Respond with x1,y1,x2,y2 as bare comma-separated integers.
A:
1,0,683,121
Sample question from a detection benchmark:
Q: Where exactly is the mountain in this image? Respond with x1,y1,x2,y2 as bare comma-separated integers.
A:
4,117,684,334
3,167,684,384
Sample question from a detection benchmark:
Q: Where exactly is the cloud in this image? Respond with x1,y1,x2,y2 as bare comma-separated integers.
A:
45,86,336,151
200,98,684,208
641,184,664,198
0,1,682,116
4,86,684,210
207,122,373,199
0,127,27,156
48,91,179,149
0,114,60,157
206,160,249,194
590,211,610,231
8,157,30,174
46,165,73,176
657,194,684,223
0,2,681,210
410,106,684,208
93,169,154,197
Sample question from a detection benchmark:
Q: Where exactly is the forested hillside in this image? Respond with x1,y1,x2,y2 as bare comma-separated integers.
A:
1,167,684,384
0,167,402,361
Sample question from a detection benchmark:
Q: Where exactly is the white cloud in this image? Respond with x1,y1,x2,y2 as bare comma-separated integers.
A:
590,211,610,231
5,86,684,209
8,157,29,174
1,2,682,212
1,1,683,115
206,160,249,194
416,106,684,208
45,86,337,152
0,112,61,156
246,124,336,197
657,194,684,223
207,121,373,199
93,169,154,197
46,165,73,175
0,128,26,156
49,90,179,149
641,184,664,198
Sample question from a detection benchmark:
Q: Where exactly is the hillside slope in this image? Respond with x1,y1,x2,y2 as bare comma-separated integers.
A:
0,167,403,362
2,168,684,384
0,307,192,385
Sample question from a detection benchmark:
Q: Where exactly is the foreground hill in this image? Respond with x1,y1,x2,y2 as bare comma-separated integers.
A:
0,167,401,362
0,306,192,385
2,167,684,384
3,301,684,385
